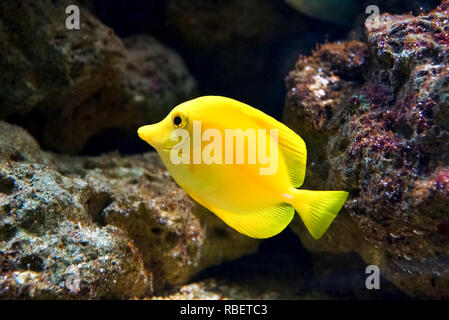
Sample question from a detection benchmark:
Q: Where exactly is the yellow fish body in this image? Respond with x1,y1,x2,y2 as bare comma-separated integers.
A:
138,96,348,239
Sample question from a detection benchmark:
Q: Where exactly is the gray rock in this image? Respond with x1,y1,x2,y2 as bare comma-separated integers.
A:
0,1,197,153
284,1,449,298
0,122,259,298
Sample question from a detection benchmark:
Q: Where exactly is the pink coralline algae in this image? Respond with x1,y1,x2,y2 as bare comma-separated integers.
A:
284,1,449,298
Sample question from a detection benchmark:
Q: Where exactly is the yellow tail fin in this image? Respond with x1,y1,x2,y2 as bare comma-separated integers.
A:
291,189,348,240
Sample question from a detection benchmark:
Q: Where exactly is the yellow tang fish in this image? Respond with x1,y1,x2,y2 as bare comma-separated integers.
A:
138,96,348,239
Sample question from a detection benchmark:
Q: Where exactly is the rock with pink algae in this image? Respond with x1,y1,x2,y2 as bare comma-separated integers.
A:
0,1,197,154
0,122,259,298
285,1,449,298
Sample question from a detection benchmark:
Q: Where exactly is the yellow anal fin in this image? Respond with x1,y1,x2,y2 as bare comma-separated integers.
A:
210,203,295,239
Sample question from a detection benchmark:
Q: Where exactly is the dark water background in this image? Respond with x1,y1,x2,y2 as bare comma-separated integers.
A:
73,0,437,298
79,0,348,156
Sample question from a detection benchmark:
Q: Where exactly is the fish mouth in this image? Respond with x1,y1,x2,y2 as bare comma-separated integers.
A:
138,124,162,148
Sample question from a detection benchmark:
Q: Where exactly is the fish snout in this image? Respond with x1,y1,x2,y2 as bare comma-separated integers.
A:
138,124,163,148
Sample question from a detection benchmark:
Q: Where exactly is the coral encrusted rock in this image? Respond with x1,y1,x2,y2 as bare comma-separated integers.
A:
284,1,449,298
0,122,259,299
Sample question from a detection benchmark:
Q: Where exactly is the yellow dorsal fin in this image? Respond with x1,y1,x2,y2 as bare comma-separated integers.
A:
192,96,307,187
271,123,307,188
240,102,307,187
208,203,295,239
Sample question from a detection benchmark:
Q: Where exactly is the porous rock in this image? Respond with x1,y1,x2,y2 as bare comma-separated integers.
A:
284,1,449,298
0,122,258,298
0,1,197,153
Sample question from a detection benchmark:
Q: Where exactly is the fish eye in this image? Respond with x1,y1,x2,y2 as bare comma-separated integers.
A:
172,112,186,128
174,116,182,126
